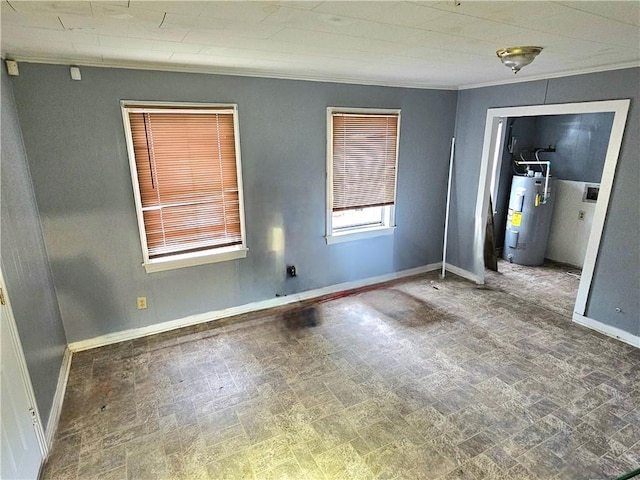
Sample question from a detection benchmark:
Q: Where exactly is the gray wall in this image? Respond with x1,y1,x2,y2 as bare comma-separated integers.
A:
535,112,614,183
1,68,67,425
453,68,640,337
10,63,457,343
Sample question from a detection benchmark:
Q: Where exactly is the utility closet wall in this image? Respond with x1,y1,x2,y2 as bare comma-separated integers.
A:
535,113,614,183
10,63,457,343
538,112,614,267
546,180,598,268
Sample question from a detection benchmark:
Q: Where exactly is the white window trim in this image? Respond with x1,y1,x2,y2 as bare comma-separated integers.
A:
142,246,248,273
121,101,248,274
326,226,396,245
325,107,401,245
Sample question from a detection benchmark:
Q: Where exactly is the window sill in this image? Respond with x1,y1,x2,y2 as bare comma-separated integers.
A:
143,246,248,273
325,226,395,245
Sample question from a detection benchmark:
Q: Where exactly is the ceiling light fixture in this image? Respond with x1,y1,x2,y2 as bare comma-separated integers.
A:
496,46,543,74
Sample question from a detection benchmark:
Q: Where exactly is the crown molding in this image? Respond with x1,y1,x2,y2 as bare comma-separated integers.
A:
458,61,640,90
2,55,458,91
4,54,638,92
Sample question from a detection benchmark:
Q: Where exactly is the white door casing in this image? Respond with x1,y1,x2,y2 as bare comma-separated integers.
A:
0,270,46,480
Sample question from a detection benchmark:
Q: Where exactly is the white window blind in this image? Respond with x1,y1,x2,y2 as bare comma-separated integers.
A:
124,104,245,264
332,113,399,212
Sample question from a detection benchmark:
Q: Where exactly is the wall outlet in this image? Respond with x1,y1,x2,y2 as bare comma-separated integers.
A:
137,296,147,309
578,211,585,220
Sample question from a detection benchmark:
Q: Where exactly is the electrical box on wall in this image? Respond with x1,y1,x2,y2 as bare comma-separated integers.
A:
582,184,600,203
6,60,19,76
70,66,82,81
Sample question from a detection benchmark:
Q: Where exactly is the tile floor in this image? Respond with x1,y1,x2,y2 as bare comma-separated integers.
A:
42,263,640,479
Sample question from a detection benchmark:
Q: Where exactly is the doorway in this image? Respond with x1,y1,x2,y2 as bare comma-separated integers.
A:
490,113,613,263
473,100,630,320
0,271,47,479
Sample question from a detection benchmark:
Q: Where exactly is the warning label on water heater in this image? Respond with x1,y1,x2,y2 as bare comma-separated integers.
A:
512,212,522,226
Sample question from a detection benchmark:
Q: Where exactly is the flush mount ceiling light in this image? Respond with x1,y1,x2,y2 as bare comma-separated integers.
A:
496,46,543,74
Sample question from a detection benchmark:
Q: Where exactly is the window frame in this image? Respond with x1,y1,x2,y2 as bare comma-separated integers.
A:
325,107,400,245
121,101,248,273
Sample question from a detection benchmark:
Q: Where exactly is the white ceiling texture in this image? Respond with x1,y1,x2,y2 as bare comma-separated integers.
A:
1,1,639,89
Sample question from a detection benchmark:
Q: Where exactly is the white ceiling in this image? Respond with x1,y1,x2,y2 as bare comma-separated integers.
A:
2,1,639,89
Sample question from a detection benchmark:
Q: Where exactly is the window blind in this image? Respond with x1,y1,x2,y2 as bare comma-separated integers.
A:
128,109,241,259
332,113,399,212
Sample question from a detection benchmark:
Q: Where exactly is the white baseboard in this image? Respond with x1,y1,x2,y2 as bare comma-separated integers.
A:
445,263,481,283
573,312,639,348
45,347,72,451
69,263,442,352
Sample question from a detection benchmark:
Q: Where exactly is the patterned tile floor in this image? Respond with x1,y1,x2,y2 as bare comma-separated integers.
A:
485,259,583,318
42,262,640,479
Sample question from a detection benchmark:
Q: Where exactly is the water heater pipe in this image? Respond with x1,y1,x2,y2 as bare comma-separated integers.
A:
515,161,551,203
441,137,455,279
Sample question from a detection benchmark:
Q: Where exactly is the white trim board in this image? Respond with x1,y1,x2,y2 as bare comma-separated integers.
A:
573,313,639,348
473,100,631,316
8,58,457,91
7,57,639,92
69,263,443,352
458,61,640,90
45,347,72,452
445,264,480,283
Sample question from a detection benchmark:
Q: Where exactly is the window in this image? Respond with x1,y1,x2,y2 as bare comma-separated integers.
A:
121,102,247,273
326,107,400,244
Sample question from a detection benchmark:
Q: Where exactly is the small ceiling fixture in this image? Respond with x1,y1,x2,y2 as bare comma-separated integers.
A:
496,46,543,74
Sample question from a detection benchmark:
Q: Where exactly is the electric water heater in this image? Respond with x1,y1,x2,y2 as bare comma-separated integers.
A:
503,175,556,266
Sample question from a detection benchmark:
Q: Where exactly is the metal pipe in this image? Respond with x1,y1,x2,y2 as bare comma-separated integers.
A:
514,160,551,203
613,467,640,480
441,137,455,279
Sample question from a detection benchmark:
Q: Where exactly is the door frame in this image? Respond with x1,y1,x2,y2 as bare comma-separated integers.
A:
0,268,48,460
473,99,630,316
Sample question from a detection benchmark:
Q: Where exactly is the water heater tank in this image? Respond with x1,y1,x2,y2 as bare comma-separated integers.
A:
503,175,556,266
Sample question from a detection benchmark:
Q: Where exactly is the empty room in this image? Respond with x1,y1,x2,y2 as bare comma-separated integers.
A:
1,1,639,479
